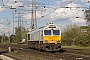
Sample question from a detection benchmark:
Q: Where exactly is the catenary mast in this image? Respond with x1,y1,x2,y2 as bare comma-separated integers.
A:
31,0,37,30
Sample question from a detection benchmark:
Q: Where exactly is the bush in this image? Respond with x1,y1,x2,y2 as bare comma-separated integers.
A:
75,33,90,46
62,23,80,46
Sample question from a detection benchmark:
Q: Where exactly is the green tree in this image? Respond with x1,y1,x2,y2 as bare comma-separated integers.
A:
62,23,90,46
15,27,29,43
75,26,90,46
62,23,80,45
75,33,90,46
84,7,90,26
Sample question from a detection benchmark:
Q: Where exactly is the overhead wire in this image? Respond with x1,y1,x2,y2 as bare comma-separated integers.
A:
36,0,76,21
2,0,9,5
36,0,89,22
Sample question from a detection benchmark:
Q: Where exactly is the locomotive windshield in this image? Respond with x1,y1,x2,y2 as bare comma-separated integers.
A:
44,30,51,35
53,30,60,35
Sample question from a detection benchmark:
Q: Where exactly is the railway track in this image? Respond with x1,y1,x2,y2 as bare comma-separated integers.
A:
16,47,90,60
0,44,90,60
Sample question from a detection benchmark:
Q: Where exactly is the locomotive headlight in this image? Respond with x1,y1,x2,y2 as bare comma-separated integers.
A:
45,40,48,43
57,40,61,43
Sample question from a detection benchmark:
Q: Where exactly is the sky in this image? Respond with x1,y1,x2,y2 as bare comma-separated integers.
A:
0,0,90,36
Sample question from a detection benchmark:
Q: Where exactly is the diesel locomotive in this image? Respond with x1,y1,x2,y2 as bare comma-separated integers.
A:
27,23,61,51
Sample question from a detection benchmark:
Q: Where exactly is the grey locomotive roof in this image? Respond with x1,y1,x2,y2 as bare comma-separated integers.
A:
27,23,60,34
27,27,45,34
44,23,60,29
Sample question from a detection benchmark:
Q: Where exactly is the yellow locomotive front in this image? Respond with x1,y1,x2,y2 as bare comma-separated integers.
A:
43,30,61,44
42,23,61,51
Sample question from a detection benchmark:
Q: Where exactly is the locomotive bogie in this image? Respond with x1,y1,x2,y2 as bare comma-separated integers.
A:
28,41,61,51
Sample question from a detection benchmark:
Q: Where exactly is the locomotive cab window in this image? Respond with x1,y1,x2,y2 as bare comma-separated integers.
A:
28,34,30,40
53,30,60,35
44,30,51,35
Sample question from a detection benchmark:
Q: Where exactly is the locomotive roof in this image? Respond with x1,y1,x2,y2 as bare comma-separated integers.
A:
44,23,60,29
27,23,60,34
27,27,44,34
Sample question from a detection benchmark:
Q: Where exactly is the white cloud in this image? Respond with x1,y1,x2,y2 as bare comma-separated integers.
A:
43,3,85,23
2,0,24,8
0,19,7,35
0,0,88,32
23,1,86,26
0,19,14,36
69,18,86,23
0,19,5,24
0,24,4,28
0,6,5,12
81,0,90,2
81,0,90,5
23,13,31,20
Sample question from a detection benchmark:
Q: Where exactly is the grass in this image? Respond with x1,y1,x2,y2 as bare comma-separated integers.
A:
62,45,90,50
14,51,20,55
62,45,90,52
29,56,35,59
29,56,44,60
62,45,90,49
62,45,80,49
